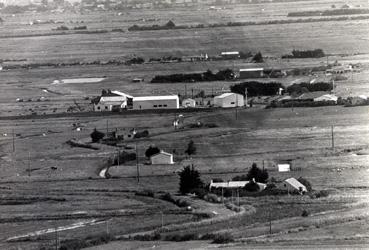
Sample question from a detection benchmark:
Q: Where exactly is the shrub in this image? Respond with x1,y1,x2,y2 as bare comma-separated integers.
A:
297,177,313,192
301,210,309,217
135,189,155,197
203,193,221,203
211,232,234,244
225,202,241,212
145,146,160,158
112,151,136,165
185,140,196,156
246,163,268,183
309,190,329,199
191,187,208,199
90,128,105,143
164,233,198,241
244,181,260,192
134,130,149,138
282,49,325,58
286,82,333,94
252,51,264,63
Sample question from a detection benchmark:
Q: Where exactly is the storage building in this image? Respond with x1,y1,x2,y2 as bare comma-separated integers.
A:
214,93,244,108
150,151,174,165
132,95,179,110
239,68,264,79
94,91,133,111
276,178,307,194
220,51,240,59
182,98,196,108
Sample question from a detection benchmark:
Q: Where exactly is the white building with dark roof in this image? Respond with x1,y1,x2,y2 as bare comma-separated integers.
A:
150,151,174,165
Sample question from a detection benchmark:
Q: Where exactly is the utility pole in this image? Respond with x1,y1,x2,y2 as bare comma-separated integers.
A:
235,94,238,120
136,143,140,183
262,160,265,171
55,225,58,250
185,84,187,98
28,152,30,176
106,119,109,136
269,209,272,234
12,129,15,152
106,220,109,235
161,211,164,230
331,125,334,150
117,149,120,167
245,88,248,107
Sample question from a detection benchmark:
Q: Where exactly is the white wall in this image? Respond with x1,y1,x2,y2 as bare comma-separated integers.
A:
214,94,244,108
133,98,179,110
151,154,174,165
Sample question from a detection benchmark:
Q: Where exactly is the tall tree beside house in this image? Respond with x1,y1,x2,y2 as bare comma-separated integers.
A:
145,146,160,158
179,165,203,194
246,163,268,183
90,128,105,143
185,140,196,156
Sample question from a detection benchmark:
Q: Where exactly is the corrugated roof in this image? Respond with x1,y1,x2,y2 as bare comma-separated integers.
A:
221,51,239,55
296,91,329,100
285,178,307,191
99,96,126,103
240,68,264,72
210,180,267,189
111,90,133,98
151,151,173,158
215,92,242,99
133,95,179,101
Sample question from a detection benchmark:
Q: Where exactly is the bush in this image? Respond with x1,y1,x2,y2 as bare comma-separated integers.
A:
252,51,264,63
203,193,221,203
225,202,241,212
90,128,105,143
112,151,136,165
297,177,312,192
151,69,235,83
190,187,208,199
309,190,329,199
145,146,160,158
246,163,268,183
301,210,309,217
164,233,198,241
135,189,155,197
134,130,149,138
244,181,260,192
211,232,234,244
286,82,333,94
185,140,196,156
282,49,325,58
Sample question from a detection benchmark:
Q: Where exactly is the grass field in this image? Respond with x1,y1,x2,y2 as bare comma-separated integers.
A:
1,0,369,249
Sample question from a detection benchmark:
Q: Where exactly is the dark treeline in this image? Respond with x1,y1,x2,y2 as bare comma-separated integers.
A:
282,49,325,58
286,82,333,94
288,8,369,17
151,69,235,83
230,82,284,97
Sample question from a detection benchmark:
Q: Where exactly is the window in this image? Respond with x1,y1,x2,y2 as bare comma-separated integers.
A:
163,104,167,107
153,105,157,107
97,106,100,110
105,106,108,109
158,105,162,107
230,102,235,104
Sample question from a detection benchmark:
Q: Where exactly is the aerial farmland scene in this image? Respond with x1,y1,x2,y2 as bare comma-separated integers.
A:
0,0,369,249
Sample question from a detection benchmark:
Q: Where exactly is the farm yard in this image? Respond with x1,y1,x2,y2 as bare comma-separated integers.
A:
1,0,369,249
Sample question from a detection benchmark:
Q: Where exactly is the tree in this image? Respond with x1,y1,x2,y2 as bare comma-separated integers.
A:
165,20,176,28
178,165,203,194
246,163,268,183
252,52,264,63
145,146,160,158
90,128,105,143
297,177,312,192
244,179,260,192
185,140,196,156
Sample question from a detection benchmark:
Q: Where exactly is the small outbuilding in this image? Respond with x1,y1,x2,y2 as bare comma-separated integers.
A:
209,180,267,191
277,178,307,194
239,68,264,79
220,51,240,59
182,98,196,108
150,151,174,165
214,93,244,108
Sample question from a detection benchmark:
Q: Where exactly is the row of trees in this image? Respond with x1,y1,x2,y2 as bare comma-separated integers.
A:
151,69,235,83
282,49,325,58
286,82,333,95
230,81,284,97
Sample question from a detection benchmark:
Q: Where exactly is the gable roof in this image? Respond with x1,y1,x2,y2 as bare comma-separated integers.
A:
209,180,267,189
284,178,307,191
99,96,127,103
296,91,329,100
240,68,264,72
151,151,173,158
111,90,133,98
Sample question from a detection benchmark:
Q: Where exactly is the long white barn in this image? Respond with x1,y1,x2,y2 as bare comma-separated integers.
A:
132,95,179,110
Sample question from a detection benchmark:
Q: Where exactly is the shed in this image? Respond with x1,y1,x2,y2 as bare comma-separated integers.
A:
182,98,196,108
214,93,244,108
132,95,179,110
220,51,240,59
150,151,174,165
277,178,307,194
239,68,264,79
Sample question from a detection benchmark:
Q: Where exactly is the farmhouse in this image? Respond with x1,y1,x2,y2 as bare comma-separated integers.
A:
150,151,174,165
214,93,244,108
132,95,179,110
209,180,267,191
239,68,264,79
220,51,240,59
94,91,133,111
182,98,196,108
276,178,307,194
